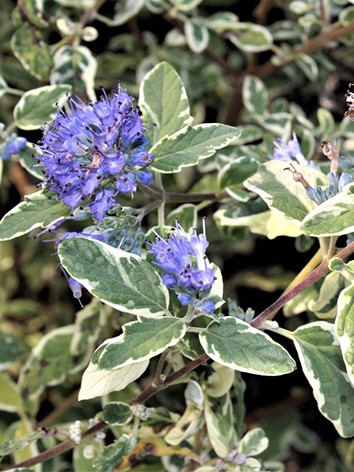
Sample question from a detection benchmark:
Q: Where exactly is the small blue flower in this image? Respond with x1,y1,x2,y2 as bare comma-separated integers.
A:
149,221,216,312
306,170,353,205
0,134,27,160
36,86,154,221
270,132,315,168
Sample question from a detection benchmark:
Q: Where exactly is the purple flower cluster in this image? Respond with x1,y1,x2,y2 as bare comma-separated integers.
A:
149,221,216,313
36,87,154,221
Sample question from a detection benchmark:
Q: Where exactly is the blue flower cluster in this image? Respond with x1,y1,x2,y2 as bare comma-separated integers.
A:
36,87,154,221
305,171,353,205
270,133,353,205
0,123,27,160
149,221,216,313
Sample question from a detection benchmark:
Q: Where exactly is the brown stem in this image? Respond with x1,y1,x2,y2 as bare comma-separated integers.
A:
251,240,354,329
257,21,354,81
5,354,210,470
253,0,274,25
224,21,354,125
36,390,79,429
130,353,209,405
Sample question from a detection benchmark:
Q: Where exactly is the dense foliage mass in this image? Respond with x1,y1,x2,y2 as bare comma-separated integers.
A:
0,1,354,471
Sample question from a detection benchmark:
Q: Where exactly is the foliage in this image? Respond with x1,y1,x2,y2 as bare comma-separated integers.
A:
0,1,354,471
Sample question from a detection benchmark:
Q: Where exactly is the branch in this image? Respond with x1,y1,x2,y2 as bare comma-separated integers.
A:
251,240,354,329
5,354,210,470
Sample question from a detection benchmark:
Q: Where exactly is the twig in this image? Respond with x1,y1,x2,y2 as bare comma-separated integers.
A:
5,354,209,470
251,240,354,329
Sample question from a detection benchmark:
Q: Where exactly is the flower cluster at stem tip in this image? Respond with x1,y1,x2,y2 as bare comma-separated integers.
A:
0,123,27,161
36,86,154,221
149,220,216,314
269,132,354,205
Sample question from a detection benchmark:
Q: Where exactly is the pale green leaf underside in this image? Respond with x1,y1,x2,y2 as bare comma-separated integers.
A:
58,237,170,316
292,321,354,438
98,316,186,370
151,124,241,173
14,84,72,130
0,191,71,241
244,160,325,224
214,208,303,239
79,360,149,401
336,285,354,387
301,186,354,236
199,317,296,376
139,61,192,144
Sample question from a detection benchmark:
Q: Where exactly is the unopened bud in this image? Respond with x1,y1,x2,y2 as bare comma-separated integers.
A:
284,165,310,189
321,140,340,173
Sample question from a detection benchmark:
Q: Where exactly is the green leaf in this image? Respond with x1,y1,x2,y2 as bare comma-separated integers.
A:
18,145,45,180
243,76,268,116
199,317,296,375
50,46,96,101
71,299,107,357
21,0,48,28
93,435,136,472
301,184,354,236
205,12,240,33
0,75,8,98
74,438,104,472
102,402,133,426
218,156,259,190
184,19,209,53
0,424,43,458
233,125,263,145
261,113,293,137
204,392,237,458
336,284,354,387
0,190,71,241
79,359,149,400
205,363,235,398
308,272,346,319
317,108,336,136
244,160,326,225
215,201,304,239
97,0,144,26
19,325,78,398
98,316,186,370
139,61,193,144
11,23,53,81
14,84,72,130
295,53,319,81
145,0,168,13
0,333,26,370
166,203,197,229
0,373,23,413
292,321,354,437
172,0,204,11
58,237,170,317
239,428,269,456
227,23,273,53
151,124,241,173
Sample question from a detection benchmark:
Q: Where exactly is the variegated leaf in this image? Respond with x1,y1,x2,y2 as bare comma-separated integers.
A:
97,316,186,370
58,237,170,317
